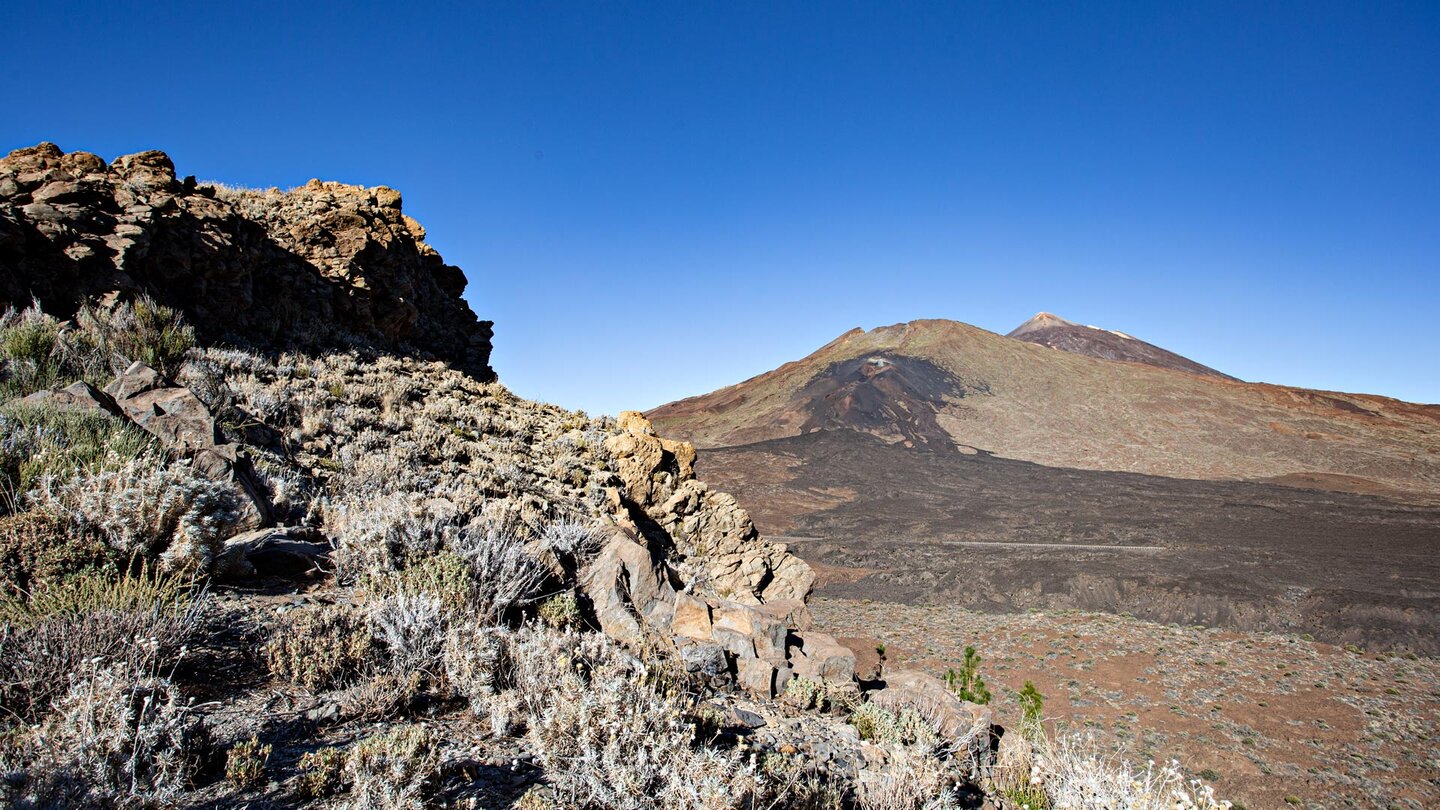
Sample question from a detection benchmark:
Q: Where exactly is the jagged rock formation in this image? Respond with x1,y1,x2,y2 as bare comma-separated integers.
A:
0,143,493,378
1006,311,1237,380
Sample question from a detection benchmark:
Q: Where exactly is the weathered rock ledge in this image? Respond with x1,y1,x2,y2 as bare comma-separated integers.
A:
0,142,493,378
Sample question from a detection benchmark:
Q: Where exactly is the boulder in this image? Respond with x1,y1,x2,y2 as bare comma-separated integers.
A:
216,528,329,580
580,532,676,647
711,599,788,663
737,656,778,698
868,669,995,742
790,631,857,685
19,381,122,417
670,592,713,640
104,361,164,401
115,385,218,451
678,642,729,678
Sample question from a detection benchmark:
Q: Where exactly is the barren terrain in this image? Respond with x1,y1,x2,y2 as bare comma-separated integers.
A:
814,597,1440,809
701,430,1440,653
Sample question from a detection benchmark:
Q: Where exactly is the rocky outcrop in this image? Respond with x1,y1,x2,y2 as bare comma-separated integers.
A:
23,360,274,531
602,411,815,605
0,143,492,378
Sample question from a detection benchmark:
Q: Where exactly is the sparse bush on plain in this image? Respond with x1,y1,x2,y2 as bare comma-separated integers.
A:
944,646,992,705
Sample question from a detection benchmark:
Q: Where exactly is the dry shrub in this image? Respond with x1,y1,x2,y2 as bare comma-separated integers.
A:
0,510,116,596
442,623,513,715
0,567,198,723
266,604,374,692
856,745,963,810
30,453,244,574
507,626,761,810
342,724,440,810
369,593,448,680
0,660,207,809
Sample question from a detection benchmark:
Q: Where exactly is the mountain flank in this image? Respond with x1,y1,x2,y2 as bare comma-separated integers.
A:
648,318,1440,497
1006,311,1238,380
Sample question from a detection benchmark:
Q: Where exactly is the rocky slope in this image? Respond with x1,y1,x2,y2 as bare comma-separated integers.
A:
0,143,494,377
1006,311,1237,380
648,318,1440,496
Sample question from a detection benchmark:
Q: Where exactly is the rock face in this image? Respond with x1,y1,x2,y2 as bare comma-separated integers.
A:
601,411,815,605
0,143,493,378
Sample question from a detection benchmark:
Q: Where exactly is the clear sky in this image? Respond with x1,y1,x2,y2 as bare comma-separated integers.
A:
3,2,1437,413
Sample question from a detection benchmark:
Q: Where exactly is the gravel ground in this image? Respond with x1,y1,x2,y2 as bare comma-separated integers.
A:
812,597,1440,809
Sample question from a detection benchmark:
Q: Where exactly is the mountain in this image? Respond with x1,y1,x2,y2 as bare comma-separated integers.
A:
647,318,1440,495
1006,312,1238,380
647,318,1440,652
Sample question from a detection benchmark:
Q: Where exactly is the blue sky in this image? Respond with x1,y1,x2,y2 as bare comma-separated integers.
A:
3,2,1437,412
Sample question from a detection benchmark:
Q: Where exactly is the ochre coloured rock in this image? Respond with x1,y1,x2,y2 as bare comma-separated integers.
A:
0,143,493,379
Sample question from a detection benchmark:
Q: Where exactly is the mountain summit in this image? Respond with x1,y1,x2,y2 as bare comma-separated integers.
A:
1005,312,1237,380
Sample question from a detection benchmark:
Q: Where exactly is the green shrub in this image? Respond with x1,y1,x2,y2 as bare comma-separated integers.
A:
0,405,154,503
0,559,192,625
1019,680,1045,725
1,296,195,401
537,591,580,628
362,550,475,610
0,304,62,399
297,746,346,799
97,296,196,378
848,701,940,748
225,735,271,790
944,646,993,705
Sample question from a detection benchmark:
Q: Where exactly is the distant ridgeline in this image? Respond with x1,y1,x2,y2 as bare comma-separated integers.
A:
0,143,493,378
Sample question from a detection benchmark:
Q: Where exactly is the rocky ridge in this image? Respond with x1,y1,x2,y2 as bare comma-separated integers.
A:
0,143,494,378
